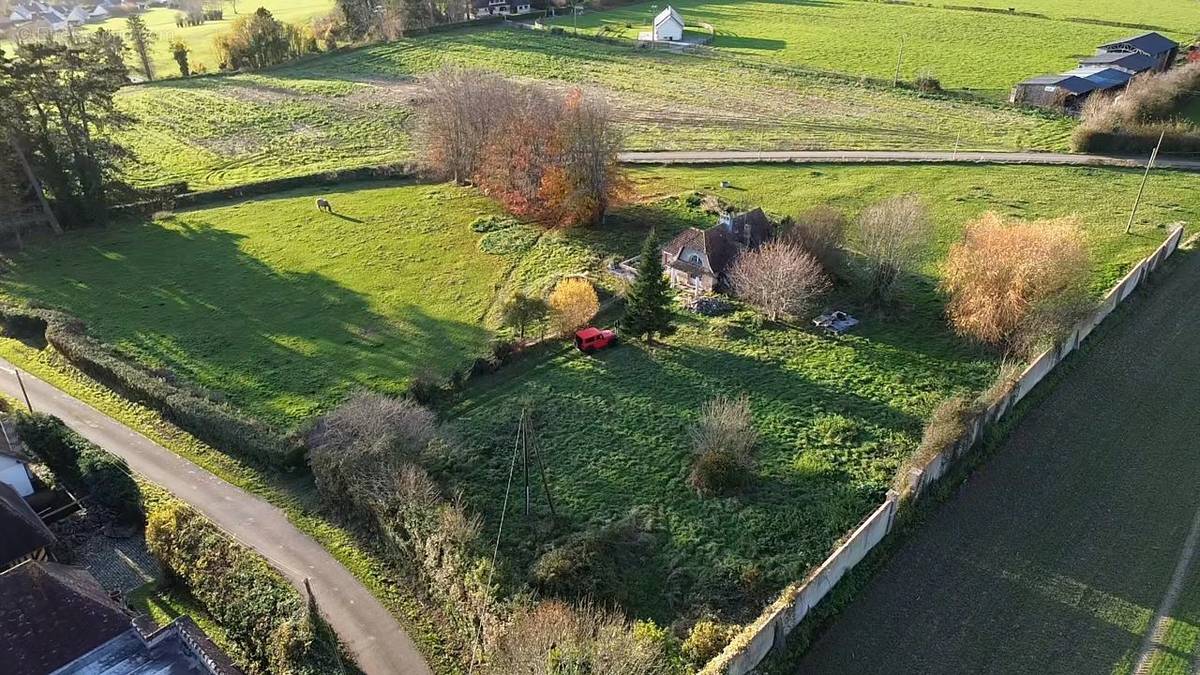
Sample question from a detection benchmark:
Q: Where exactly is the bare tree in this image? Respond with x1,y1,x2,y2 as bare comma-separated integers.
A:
728,240,829,321
688,395,758,497
784,204,846,270
418,68,511,184
856,194,932,301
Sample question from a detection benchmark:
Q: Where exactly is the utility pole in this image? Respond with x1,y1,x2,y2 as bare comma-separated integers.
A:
8,134,62,235
1125,130,1165,235
893,37,905,87
15,369,33,414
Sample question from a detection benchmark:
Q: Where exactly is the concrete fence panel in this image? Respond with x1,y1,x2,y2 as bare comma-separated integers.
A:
701,226,1186,675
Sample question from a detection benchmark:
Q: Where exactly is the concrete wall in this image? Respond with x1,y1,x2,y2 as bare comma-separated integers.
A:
700,225,1185,675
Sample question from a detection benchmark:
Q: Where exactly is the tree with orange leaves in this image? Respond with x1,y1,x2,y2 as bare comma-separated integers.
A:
942,212,1090,355
540,89,630,227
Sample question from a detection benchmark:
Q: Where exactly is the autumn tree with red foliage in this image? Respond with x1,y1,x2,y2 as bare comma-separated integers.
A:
420,71,628,226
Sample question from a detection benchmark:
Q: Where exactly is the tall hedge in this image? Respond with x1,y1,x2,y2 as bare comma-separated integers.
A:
15,412,144,527
145,499,346,675
0,304,302,468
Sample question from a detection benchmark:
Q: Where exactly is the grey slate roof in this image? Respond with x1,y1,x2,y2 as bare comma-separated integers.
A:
1098,32,1179,56
1078,51,1158,72
0,481,53,567
1017,75,1098,94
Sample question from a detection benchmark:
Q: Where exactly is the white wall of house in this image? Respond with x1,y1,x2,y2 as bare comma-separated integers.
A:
0,455,33,498
653,8,684,41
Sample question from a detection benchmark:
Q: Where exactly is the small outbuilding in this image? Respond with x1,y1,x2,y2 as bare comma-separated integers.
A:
1010,74,1097,111
652,5,684,42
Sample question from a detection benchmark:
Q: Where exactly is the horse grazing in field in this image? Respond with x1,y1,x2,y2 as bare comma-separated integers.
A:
316,198,333,213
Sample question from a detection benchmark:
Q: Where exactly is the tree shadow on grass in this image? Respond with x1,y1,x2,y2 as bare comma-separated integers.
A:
4,216,492,428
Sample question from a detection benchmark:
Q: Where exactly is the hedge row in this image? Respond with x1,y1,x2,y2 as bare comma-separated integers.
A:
0,304,303,468
145,498,345,675
15,412,144,527
1073,127,1200,155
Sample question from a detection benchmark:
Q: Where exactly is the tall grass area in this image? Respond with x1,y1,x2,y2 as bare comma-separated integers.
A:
546,0,1196,95
1073,63,1200,155
115,28,1073,189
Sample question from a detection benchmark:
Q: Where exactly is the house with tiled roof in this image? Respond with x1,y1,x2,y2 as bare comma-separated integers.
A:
0,560,243,675
661,208,774,292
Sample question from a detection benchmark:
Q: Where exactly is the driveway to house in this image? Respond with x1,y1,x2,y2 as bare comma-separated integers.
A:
619,150,1200,171
795,250,1200,673
0,361,433,675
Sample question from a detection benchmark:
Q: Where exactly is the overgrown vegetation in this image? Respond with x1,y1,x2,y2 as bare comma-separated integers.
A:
15,412,144,527
145,497,346,674
687,395,759,497
420,69,627,226
1073,62,1200,154
943,212,1091,355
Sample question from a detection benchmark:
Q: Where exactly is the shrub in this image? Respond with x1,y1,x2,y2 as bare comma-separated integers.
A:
856,194,933,301
406,371,444,404
785,205,847,271
307,394,502,652
681,619,738,667
914,70,942,93
16,412,143,527
530,516,656,607
500,293,550,341
487,600,674,675
728,240,829,321
146,499,345,674
687,395,757,497
77,450,143,527
1072,63,1200,153
892,393,977,493
548,277,600,335
942,212,1090,354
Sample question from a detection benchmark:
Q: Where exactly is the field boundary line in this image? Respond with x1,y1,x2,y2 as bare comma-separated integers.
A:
1133,499,1200,674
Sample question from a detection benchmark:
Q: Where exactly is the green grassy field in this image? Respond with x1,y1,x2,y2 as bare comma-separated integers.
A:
795,249,1200,675
3,163,1192,624
2,1,335,79
549,0,1197,96
115,28,1073,189
1,181,518,426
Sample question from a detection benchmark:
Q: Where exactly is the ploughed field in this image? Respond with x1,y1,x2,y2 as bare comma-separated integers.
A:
549,0,1197,97
115,28,1074,190
3,163,1195,624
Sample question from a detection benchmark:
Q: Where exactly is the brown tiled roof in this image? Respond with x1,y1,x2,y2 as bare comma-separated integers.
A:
0,482,53,567
0,561,132,674
663,226,736,276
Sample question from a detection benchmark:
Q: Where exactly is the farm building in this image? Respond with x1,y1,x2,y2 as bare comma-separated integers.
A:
1077,51,1158,75
1011,31,1180,112
1098,32,1180,72
1010,75,1097,111
661,208,774,291
652,5,684,42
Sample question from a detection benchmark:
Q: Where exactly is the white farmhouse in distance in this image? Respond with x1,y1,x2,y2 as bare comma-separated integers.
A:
652,5,684,41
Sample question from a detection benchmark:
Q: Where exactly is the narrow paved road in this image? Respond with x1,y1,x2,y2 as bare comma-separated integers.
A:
619,150,1200,171
0,361,432,675
796,251,1200,673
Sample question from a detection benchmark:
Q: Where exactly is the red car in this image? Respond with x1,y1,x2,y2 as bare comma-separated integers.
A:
574,327,617,353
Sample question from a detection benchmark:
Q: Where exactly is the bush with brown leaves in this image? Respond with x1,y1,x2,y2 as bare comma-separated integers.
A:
942,212,1090,354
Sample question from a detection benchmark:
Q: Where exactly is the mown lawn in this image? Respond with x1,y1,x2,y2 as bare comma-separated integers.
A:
0,181,518,427
116,27,1073,189
548,0,1197,95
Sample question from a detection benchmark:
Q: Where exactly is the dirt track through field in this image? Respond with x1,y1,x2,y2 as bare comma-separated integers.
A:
1134,503,1200,673
796,247,1200,674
